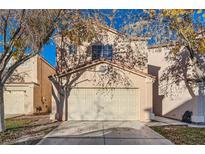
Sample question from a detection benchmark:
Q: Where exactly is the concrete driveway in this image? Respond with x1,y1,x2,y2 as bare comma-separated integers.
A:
38,121,173,145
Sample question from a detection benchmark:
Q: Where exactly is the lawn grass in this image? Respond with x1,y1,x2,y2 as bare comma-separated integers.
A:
0,115,59,144
151,126,205,145
0,118,35,140
5,118,33,130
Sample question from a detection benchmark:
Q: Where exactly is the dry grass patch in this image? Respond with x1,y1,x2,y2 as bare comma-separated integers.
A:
151,126,205,145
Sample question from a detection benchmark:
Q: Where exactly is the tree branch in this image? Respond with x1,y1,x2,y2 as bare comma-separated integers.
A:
1,53,35,84
0,11,10,64
1,10,63,84
0,10,25,72
8,10,25,51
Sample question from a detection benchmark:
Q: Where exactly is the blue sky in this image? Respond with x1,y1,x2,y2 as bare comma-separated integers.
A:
40,9,203,67
40,39,56,67
1,9,205,68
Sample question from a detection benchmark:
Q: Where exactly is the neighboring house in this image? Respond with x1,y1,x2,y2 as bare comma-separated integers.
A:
51,22,155,122
148,44,205,123
4,55,55,115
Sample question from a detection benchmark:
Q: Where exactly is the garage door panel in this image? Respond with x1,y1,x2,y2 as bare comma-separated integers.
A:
68,88,139,120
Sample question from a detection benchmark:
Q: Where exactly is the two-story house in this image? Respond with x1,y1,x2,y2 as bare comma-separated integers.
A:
51,22,155,122
4,55,55,116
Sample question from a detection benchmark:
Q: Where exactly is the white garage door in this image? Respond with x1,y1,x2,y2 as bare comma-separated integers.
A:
4,91,25,114
67,88,140,120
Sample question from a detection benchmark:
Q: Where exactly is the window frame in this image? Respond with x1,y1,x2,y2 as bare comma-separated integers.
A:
67,44,77,55
92,44,113,60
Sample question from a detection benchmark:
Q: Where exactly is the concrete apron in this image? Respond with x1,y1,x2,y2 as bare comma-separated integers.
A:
38,121,173,145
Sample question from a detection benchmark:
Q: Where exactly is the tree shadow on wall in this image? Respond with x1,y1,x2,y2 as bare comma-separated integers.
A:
50,63,135,121
50,70,86,121
150,47,205,119
51,28,148,121
6,70,30,83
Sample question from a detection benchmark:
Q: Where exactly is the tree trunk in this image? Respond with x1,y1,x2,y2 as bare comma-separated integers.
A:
58,93,64,121
0,84,5,132
64,87,68,121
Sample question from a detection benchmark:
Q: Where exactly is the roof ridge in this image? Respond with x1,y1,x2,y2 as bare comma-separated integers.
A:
94,21,149,41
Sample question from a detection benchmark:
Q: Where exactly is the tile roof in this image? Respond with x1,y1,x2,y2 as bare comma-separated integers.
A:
58,58,155,79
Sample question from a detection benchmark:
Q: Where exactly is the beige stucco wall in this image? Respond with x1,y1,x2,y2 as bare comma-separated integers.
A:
8,56,37,83
4,55,55,115
51,63,154,122
54,25,148,74
4,83,35,114
33,56,56,113
148,47,203,121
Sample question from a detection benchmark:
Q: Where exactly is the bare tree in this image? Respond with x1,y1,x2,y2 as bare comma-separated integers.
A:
0,9,63,132
50,12,148,120
145,10,205,98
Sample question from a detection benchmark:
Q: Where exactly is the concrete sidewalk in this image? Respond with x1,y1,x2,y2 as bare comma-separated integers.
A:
146,116,188,127
38,121,173,145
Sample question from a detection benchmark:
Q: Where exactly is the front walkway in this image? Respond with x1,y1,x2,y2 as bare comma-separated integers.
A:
37,121,173,145
147,116,205,128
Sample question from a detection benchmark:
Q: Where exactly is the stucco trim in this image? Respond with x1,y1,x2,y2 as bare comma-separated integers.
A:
68,87,139,89
148,42,178,49
5,82,40,87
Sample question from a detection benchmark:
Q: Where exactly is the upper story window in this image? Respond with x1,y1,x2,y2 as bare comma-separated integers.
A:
68,44,77,54
92,44,113,60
